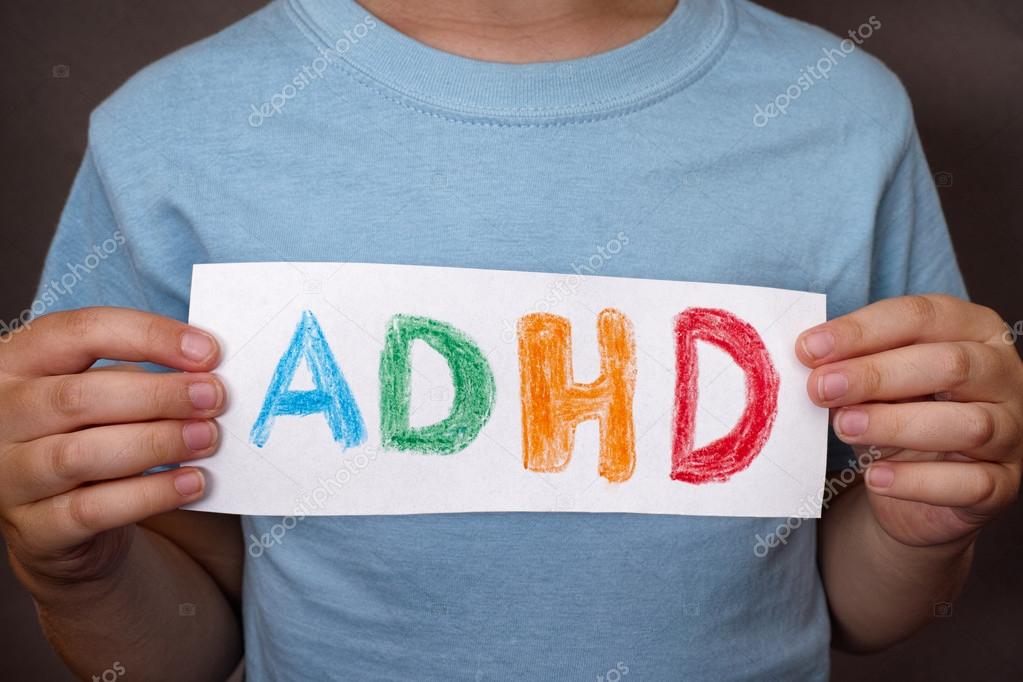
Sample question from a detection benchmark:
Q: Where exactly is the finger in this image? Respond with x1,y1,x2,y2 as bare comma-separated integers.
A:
15,467,206,552
5,370,225,441
1,307,220,376
4,419,218,505
796,295,1005,366
865,460,1018,514
833,402,1020,460
807,341,1010,406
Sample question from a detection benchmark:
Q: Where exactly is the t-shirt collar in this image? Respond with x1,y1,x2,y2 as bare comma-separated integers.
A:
286,0,736,124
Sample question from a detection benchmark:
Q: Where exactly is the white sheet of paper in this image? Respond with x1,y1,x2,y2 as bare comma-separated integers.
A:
186,262,827,518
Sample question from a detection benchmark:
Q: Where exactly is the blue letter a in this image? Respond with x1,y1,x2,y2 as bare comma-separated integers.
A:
250,310,366,449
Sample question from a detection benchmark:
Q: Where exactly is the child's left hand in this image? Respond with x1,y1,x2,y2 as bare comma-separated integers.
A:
797,294,1022,548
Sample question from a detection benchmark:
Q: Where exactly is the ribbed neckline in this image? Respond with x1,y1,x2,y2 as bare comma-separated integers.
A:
286,0,736,125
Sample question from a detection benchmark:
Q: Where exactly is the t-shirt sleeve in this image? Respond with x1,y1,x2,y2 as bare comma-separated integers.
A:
868,127,968,303
29,144,189,373
826,123,969,472
32,147,154,317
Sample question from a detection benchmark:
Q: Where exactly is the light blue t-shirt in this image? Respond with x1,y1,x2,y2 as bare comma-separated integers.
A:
36,0,966,678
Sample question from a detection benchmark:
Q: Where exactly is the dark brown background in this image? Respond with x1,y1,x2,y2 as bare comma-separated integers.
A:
1,1,1020,680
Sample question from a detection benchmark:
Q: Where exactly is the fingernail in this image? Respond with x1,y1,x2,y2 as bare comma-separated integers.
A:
867,464,894,489
182,421,216,450
174,470,204,496
802,330,835,360
188,382,221,410
181,330,216,363
818,373,849,401
836,409,868,437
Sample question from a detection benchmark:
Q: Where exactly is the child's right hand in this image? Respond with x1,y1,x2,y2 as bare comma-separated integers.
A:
0,307,225,592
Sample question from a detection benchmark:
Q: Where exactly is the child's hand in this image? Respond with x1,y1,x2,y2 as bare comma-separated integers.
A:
0,308,225,590
797,295,1022,548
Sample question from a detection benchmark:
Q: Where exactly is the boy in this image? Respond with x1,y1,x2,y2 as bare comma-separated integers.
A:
1,0,1020,679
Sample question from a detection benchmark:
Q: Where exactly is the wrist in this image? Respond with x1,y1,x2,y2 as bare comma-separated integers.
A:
7,539,133,613
864,501,978,578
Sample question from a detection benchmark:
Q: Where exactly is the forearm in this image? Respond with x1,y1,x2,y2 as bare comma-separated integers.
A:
12,526,242,681
820,479,976,652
